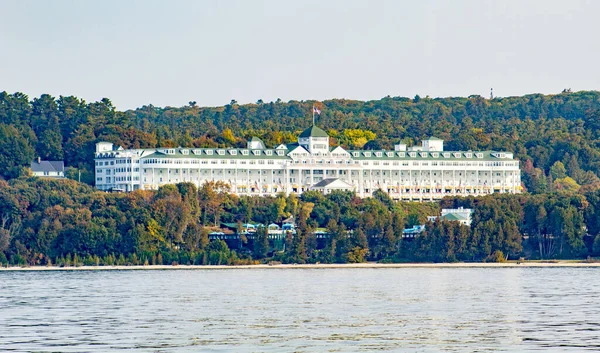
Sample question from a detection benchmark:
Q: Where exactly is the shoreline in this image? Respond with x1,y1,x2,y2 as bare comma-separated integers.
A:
1,261,600,271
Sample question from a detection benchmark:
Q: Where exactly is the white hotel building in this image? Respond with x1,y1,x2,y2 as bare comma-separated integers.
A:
94,125,521,200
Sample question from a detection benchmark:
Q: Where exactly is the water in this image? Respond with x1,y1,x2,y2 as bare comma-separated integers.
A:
1,268,599,352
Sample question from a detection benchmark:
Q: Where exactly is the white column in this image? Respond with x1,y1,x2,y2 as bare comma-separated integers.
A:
452,170,456,196
359,169,364,197
286,167,290,195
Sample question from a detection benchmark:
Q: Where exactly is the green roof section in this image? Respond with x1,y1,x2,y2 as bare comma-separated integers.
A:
347,150,515,161
136,148,516,162
141,148,290,160
428,137,443,141
299,125,329,138
441,213,467,221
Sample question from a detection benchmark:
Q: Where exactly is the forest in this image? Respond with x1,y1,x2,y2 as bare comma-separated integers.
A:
1,90,600,265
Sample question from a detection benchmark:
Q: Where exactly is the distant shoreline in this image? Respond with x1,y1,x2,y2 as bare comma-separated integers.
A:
2,261,600,271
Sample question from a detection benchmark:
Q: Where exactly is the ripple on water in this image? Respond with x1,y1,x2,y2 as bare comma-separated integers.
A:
1,268,599,352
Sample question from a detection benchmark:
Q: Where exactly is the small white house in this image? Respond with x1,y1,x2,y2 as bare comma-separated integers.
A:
30,158,65,178
428,207,473,226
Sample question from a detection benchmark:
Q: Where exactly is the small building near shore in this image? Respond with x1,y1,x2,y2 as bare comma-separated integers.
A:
403,225,426,238
428,207,473,226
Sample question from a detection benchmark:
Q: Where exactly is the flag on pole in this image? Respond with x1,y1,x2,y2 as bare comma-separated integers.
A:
313,106,321,115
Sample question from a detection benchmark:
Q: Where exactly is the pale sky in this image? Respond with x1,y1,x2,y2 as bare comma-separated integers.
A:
1,0,598,110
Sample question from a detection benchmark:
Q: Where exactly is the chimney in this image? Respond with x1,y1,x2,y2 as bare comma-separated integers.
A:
37,157,41,164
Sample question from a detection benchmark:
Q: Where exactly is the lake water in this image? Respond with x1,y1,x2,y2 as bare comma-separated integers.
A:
1,267,599,352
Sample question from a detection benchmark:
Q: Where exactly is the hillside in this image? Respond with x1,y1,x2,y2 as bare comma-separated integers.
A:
1,90,599,192
2,90,600,266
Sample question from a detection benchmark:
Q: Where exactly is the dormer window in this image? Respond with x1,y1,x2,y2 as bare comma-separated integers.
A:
420,152,428,158
276,150,284,156
229,149,237,155
397,152,405,157
241,150,249,155
205,150,213,155
453,152,461,158
217,150,225,155
386,152,394,157
353,152,359,157
375,152,382,157
409,152,416,158
476,153,483,158
364,151,371,157
443,152,450,158
252,150,261,155
181,149,189,155
166,149,175,155
192,149,201,155
432,153,439,158
265,150,272,156
465,153,472,158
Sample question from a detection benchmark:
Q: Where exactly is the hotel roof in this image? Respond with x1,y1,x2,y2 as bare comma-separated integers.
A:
299,125,329,138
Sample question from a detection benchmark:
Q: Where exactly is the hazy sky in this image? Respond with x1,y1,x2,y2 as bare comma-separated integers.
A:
1,0,599,110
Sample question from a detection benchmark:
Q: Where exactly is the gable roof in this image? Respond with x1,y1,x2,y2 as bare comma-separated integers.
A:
30,160,64,173
330,146,350,155
299,125,329,138
287,145,309,155
441,213,468,221
248,136,266,149
311,178,354,189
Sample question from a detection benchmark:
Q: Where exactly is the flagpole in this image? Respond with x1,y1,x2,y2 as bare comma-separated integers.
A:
312,105,315,126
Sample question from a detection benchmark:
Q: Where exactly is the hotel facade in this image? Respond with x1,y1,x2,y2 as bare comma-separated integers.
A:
94,125,521,200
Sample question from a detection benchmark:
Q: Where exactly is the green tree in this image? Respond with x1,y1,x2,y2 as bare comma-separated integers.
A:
550,161,567,180
253,225,269,259
0,124,35,179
